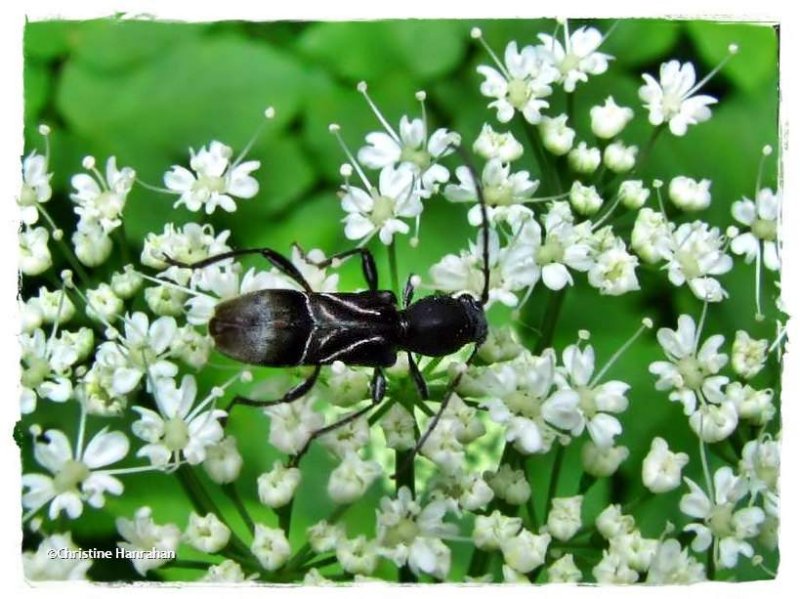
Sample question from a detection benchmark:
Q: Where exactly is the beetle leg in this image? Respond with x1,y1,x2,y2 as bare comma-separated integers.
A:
407,352,429,399
371,367,387,403
294,244,379,292
402,275,415,308
164,247,313,292
227,365,321,412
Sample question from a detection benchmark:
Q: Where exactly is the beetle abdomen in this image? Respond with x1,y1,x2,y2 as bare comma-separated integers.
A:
210,289,313,367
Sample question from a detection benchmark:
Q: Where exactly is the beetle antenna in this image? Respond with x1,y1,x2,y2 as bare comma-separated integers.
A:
455,146,491,306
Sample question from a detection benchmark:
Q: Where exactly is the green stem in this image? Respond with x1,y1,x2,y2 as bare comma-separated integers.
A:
544,444,565,520
114,221,131,266
387,240,399,296
38,206,91,285
223,483,256,532
276,503,293,536
535,288,568,354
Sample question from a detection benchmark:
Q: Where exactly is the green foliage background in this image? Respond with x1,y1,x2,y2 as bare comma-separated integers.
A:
21,18,780,582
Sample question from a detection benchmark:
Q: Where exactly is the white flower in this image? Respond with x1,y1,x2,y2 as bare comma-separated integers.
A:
429,227,537,307
473,510,522,550
171,325,213,369
618,180,650,210
445,159,539,226
609,531,659,572
642,437,689,493
646,539,706,583
379,403,416,450
86,283,123,322
19,226,52,276
727,382,775,425
23,532,92,581
336,535,378,575
202,436,243,484
132,374,226,467
649,314,729,415
19,150,53,226
549,344,630,448
420,418,465,473
668,176,712,212
660,221,733,301
258,461,302,508
358,111,460,198
603,142,637,173
141,222,232,274
29,287,75,324
70,156,135,233
680,467,765,568
341,164,422,245
631,207,673,264
72,221,113,267
307,520,345,553
593,550,639,584
546,495,583,541
588,244,640,296
568,141,601,174
375,487,459,580
265,396,324,455
639,61,717,136
116,506,180,575
595,504,635,540
581,441,629,478
538,25,612,92
689,399,739,442
548,554,582,582
202,559,248,582
569,181,603,216
109,311,179,393
485,464,531,505
430,470,494,512
164,140,259,214
319,415,371,458
327,452,382,503
731,331,768,379
739,438,779,500
590,97,634,138
477,40,559,123
500,528,551,573
731,188,781,271
22,427,129,520
477,326,524,363
20,327,83,413
250,524,291,571
473,124,524,162
539,114,575,155
111,266,143,299
185,512,230,553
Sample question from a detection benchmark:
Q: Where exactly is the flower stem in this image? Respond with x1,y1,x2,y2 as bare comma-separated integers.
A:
543,444,565,520
38,205,91,285
387,240,399,296
534,288,568,354
223,483,256,532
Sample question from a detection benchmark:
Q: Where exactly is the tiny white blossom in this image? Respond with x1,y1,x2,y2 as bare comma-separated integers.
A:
726,382,775,425
568,141,601,174
631,207,673,264
185,512,230,553
70,156,135,233
202,559,248,582
639,61,718,136
546,495,583,541
609,530,659,572
476,41,559,123
19,150,53,225
265,396,324,455
336,535,379,575
618,180,651,210
501,528,551,573
590,96,634,138
19,226,52,276
731,331,768,379
86,283,123,322
116,506,180,575
539,114,576,155
202,436,243,484
72,222,113,267
603,142,637,173
731,188,780,271
548,553,582,582
327,452,382,503
646,539,707,583
250,524,291,571
473,510,522,551
588,243,640,296
642,437,689,493
538,25,612,92
485,464,531,505
308,520,345,554
595,504,635,540
473,124,524,162
649,314,729,415
111,266,143,299
258,461,302,508
689,401,739,442
569,181,603,216
669,176,712,211
380,403,416,450
23,532,92,581
593,549,639,583
164,140,259,214
581,441,629,477
22,427,129,520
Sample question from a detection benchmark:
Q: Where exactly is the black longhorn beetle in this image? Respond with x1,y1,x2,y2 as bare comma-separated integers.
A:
166,165,492,466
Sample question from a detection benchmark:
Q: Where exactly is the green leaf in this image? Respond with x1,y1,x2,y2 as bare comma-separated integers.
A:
24,20,82,61
296,21,466,83
688,21,778,93
602,19,680,67
24,60,50,124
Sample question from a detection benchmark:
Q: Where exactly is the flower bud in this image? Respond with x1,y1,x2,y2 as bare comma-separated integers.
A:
595,504,635,540
548,553,582,582
689,402,738,442
202,436,243,484
19,226,52,276
500,529,551,573
590,97,634,139
258,461,302,508
668,176,712,211
202,559,247,582
379,403,416,450
485,464,530,505
642,437,689,493
327,453,381,504
473,510,522,550
307,520,345,553
473,124,524,162
336,535,378,575
570,181,603,216
539,114,575,156
546,495,583,541
726,382,775,425
250,524,291,571
144,284,186,317
477,326,523,363
86,283,124,322
581,441,629,477
185,512,231,553
603,141,638,173
568,142,601,174
618,180,650,210
73,225,112,267
732,330,768,379
111,266,143,299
